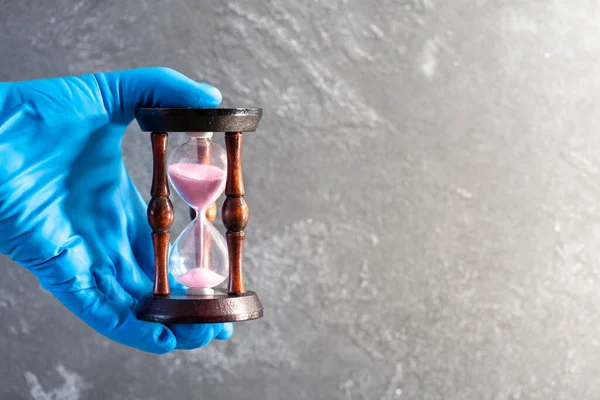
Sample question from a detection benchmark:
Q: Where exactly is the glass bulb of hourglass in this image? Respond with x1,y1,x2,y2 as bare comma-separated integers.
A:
167,132,228,292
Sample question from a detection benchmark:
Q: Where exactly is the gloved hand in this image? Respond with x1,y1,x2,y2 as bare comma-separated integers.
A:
0,67,233,353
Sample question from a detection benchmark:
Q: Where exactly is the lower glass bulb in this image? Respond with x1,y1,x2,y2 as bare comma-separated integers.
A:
168,219,229,289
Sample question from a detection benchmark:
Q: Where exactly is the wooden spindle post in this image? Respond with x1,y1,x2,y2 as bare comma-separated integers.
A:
189,203,217,222
190,138,217,223
148,132,174,296
205,202,217,223
222,132,249,295
191,138,217,270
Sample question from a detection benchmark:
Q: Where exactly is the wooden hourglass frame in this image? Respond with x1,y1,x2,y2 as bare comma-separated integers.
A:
134,108,263,324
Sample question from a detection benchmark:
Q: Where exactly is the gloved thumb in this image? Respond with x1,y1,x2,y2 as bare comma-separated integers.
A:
93,67,222,125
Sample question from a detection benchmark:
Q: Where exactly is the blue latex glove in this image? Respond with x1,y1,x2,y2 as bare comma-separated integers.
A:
0,67,234,353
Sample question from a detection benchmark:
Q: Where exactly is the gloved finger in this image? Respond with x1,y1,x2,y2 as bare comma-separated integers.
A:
93,67,222,124
25,239,97,293
27,237,175,353
129,231,186,293
115,240,186,303
129,234,187,293
215,323,234,340
53,287,176,354
169,323,227,350
128,194,153,282
114,260,153,301
93,270,136,309
110,235,155,301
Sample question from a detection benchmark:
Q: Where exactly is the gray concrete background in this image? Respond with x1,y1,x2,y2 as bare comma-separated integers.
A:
1,0,600,399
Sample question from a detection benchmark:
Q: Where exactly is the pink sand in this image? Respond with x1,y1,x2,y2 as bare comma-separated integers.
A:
168,164,226,210
176,267,226,288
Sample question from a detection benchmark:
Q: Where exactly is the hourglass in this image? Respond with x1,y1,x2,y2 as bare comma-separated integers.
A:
134,108,263,323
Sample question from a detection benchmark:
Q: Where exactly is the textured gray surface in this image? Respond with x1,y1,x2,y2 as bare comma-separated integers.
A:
2,0,600,399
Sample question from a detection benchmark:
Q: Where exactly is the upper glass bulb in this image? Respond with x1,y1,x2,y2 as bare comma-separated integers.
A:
167,132,227,210
167,132,229,291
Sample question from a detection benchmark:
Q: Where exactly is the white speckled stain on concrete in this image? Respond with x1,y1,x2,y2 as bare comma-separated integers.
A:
420,38,440,80
25,366,86,400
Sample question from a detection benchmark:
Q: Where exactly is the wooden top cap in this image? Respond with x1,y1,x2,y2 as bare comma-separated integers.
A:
135,108,263,132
